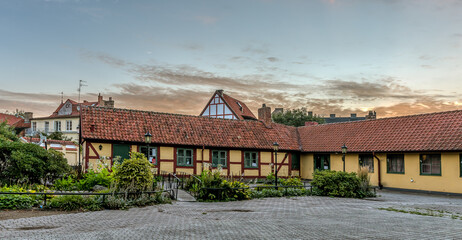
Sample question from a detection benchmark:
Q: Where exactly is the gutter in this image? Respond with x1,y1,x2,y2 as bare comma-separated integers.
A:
372,152,383,189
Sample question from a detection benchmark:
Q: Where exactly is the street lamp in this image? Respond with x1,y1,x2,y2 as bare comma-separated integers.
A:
273,142,279,187
144,131,152,163
341,143,348,172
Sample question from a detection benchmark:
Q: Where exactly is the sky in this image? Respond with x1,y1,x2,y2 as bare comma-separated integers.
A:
1,0,461,118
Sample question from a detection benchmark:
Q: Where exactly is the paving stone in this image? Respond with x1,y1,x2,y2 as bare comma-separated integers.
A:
1,190,462,239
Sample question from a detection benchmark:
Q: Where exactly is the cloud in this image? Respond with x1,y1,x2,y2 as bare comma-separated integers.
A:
242,45,269,55
267,57,279,62
195,16,218,25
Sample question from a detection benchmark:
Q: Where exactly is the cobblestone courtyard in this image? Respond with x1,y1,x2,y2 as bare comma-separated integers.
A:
1,190,462,239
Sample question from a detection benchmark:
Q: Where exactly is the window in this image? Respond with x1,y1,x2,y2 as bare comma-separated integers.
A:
44,122,49,133
212,150,227,167
32,122,37,132
314,154,330,171
54,121,61,132
177,148,193,167
387,154,404,174
141,146,157,165
66,120,72,131
291,153,300,170
244,151,258,168
359,154,374,172
420,154,441,175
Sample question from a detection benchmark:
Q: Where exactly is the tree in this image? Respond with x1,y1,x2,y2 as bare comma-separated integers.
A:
272,108,324,127
0,123,70,184
47,132,73,141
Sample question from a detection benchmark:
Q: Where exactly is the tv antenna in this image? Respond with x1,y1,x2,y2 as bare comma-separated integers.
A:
60,92,64,104
78,80,87,103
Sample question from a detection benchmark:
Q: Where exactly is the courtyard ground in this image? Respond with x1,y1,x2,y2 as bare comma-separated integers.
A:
1,190,462,239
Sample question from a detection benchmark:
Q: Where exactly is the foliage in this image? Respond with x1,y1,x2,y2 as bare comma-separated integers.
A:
266,172,275,183
113,152,154,192
272,107,325,127
47,131,73,141
0,133,70,184
250,187,310,199
0,122,19,142
186,169,251,201
280,177,303,186
77,169,113,191
357,166,375,197
47,195,102,211
0,185,43,209
310,170,374,198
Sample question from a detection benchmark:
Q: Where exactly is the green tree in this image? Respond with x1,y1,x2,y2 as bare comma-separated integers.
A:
272,108,324,127
46,131,73,141
0,123,70,184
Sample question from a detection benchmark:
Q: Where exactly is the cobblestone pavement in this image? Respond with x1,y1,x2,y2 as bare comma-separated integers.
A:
1,190,462,240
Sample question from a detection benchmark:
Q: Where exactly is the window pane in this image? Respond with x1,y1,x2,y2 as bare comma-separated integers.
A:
217,104,223,114
186,150,192,157
203,106,210,116
210,105,216,115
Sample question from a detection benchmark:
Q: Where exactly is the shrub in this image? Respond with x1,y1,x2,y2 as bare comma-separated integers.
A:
53,176,78,191
47,195,102,211
280,177,303,187
0,131,70,185
77,168,113,191
0,194,36,210
113,152,153,192
310,170,374,198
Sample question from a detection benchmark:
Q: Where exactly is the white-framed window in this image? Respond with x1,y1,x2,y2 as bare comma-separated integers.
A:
44,122,49,133
54,121,61,132
32,122,37,132
66,120,72,131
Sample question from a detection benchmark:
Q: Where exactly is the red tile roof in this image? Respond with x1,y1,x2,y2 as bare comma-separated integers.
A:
23,137,77,146
221,93,257,120
0,113,30,128
33,99,99,120
298,110,462,152
81,107,299,151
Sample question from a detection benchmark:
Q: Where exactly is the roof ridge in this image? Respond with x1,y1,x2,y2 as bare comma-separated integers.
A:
83,105,259,123
298,109,462,128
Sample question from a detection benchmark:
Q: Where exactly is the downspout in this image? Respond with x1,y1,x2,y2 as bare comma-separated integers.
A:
372,152,383,189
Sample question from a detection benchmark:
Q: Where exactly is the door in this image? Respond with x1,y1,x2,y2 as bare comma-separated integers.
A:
314,154,330,171
113,144,130,163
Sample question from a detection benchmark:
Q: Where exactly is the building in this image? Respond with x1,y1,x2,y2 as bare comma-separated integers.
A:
323,111,376,124
79,103,462,195
28,94,114,141
199,90,257,120
0,112,32,136
21,137,79,166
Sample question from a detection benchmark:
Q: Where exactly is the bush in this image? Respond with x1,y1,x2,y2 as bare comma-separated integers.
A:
47,195,102,211
0,194,36,210
113,152,154,192
0,130,70,185
280,177,303,187
310,170,374,198
77,169,113,191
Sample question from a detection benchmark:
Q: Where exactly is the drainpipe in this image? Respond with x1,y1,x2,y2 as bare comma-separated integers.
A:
372,152,383,189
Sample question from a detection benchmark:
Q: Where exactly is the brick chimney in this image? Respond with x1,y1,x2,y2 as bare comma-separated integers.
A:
105,97,115,108
24,112,33,123
217,89,224,96
98,93,103,105
258,104,272,128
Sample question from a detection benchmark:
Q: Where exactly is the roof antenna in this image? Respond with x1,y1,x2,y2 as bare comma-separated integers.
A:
78,80,87,103
60,92,64,104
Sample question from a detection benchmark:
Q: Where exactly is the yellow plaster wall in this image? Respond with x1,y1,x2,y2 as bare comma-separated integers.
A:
261,165,271,176
291,170,300,177
229,150,241,163
160,161,174,173
300,154,313,179
196,149,209,161
278,165,289,177
381,152,462,194
89,143,112,158
244,169,259,176
160,147,174,160
260,152,271,163
230,164,241,175
131,145,138,152
177,168,194,175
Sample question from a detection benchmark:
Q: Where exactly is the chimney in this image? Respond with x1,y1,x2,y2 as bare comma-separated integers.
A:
24,112,33,123
366,111,377,120
258,104,272,127
217,89,224,96
305,121,318,126
330,114,336,118
98,93,103,105
105,97,115,108
350,113,357,118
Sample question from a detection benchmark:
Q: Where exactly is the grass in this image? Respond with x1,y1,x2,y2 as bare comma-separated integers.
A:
379,207,461,219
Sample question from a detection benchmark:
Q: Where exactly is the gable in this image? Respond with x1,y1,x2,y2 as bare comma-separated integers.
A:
58,100,73,116
201,93,238,119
